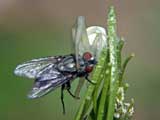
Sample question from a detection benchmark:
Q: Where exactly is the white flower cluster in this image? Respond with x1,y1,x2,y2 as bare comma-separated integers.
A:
114,85,134,120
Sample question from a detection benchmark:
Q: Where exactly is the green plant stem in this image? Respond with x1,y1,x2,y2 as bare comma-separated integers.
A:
92,49,108,114
74,6,134,120
119,54,135,84
96,64,110,120
74,49,107,120
106,6,121,120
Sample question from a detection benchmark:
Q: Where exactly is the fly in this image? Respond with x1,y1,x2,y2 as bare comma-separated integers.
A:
14,16,107,114
14,52,97,114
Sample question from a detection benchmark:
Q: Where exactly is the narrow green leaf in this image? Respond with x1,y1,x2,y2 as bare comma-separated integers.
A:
74,48,107,120
96,66,110,120
106,6,121,120
93,49,108,114
119,53,135,84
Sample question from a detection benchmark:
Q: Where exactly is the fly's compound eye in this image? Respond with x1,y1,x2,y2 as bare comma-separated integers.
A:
85,66,93,73
83,52,92,61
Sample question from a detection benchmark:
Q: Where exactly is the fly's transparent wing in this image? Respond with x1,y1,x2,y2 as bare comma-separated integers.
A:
28,69,76,99
14,56,61,79
14,56,77,99
28,80,55,99
86,26,107,60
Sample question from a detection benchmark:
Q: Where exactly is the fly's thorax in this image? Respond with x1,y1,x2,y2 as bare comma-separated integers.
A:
76,57,86,72
57,55,77,72
57,53,96,74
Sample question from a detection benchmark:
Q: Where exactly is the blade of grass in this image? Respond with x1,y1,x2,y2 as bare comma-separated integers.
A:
106,6,121,120
119,53,135,84
92,49,108,114
96,65,110,120
74,48,107,120
74,6,134,120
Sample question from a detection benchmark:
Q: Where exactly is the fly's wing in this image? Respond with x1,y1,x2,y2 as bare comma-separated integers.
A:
28,68,76,99
14,56,61,79
14,55,76,99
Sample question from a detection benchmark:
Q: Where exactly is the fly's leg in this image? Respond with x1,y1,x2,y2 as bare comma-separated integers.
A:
83,115,88,120
61,85,65,114
85,74,96,85
66,82,80,99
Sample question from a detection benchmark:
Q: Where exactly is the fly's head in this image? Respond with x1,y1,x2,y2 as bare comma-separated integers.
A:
82,52,97,73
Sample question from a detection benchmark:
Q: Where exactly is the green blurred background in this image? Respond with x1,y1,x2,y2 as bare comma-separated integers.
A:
0,0,159,120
